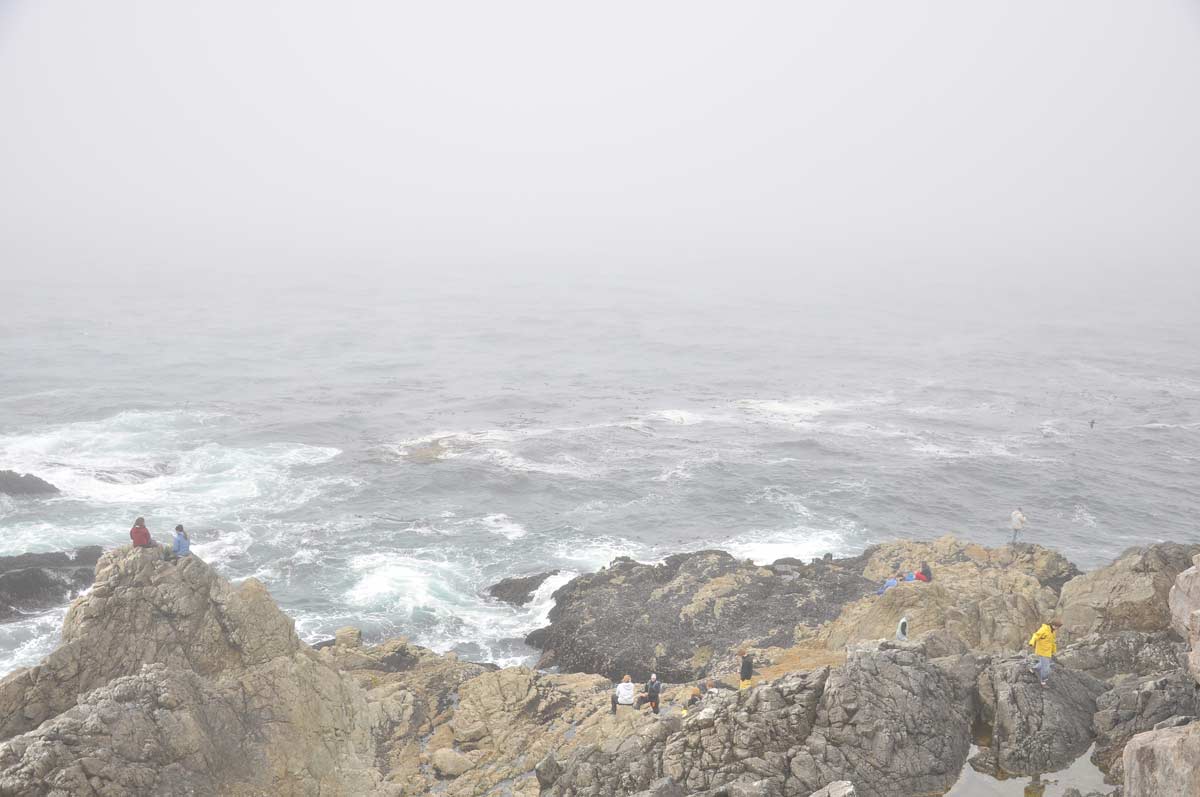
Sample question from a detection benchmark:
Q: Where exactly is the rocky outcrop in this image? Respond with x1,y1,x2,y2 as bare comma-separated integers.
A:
1093,670,1200,783
1057,543,1200,638
1123,720,1200,797
974,655,1108,775
488,571,559,606
1167,553,1200,683
0,547,393,796
808,784,855,797
541,645,972,797
527,550,874,681
0,547,102,623
1055,631,1187,683
0,471,59,496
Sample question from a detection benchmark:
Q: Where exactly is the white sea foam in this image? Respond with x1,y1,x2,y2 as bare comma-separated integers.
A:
721,528,850,565
1072,504,1099,528
647,409,708,426
0,606,67,677
479,513,528,540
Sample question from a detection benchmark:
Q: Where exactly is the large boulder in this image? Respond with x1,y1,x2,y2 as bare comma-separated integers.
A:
527,550,874,681
0,547,103,624
0,471,59,497
1055,631,1187,684
0,546,392,796
1123,721,1200,797
1057,543,1200,638
487,571,560,606
1093,669,1200,783
855,536,1080,593
1167,553,1200,684
975,655,1108,775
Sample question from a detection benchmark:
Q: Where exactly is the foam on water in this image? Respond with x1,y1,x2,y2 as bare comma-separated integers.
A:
0,606,68,675
477,513,527,540
721,528,851,565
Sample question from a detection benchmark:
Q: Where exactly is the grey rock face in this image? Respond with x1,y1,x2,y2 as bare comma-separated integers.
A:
1123,720,1200,797
0,471,59,496
542,647,971,797
1093,670,1200,782
975,655,1108,775
527,550,874,682
1056,631,1187,684
488,570,560,606
0,547,102,624
808,784,856,797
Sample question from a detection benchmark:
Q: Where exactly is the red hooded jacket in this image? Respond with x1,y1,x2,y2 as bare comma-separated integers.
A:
130,525,152,547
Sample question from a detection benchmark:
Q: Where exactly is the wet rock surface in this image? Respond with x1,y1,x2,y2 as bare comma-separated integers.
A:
488,570,560,606
0,547,102,624
0,470,59,496
526,550,874,681
1092,669,1200,783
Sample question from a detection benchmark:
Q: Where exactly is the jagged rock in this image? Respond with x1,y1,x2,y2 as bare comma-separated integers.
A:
975,655,1108,775
809,783,856,797
1092,669,1200,783
0,470,59,496
1167,553,1200,685
527,550,874,681
488,571,560,606
0,546,391,796
545,646,971,797
0,547,102,624
1058,543,1200,637
1056,631,1187,683
1122,720,1200,797
856,535,1080,593
336,626,363,648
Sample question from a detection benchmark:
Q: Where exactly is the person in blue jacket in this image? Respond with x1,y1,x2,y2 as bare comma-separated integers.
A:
167,524,191,561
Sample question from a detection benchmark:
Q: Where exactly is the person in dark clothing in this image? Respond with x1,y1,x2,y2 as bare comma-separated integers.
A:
916,561,933,582
636,673,662,714
739,650,754,689
130,517,153,548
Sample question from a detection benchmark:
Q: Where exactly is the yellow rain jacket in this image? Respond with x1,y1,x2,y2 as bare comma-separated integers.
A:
1028,624,1057,657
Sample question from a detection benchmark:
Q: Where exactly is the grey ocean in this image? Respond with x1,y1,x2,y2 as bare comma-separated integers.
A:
2,276,1198,676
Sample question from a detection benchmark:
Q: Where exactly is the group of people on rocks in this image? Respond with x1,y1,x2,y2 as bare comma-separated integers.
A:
610,651,756,717
129,517,191,561
876,560,933,594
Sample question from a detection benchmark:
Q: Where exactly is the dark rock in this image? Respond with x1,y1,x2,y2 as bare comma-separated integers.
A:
1092,669,1200,783
0,470,59,496
0,547,102,623
310,637,336,650
1056,631,1187,683
975,655,1109,775
534,752,561,787
526,550,874,682
487,570,559,606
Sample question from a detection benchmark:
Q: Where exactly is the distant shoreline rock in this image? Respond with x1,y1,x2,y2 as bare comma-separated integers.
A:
0,546,102,624
0,470,59,496
486,570,559,606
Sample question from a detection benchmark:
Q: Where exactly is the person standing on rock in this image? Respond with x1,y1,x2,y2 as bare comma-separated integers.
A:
1011,507,1027,545
739,650,754,689
1027,619,1061,688
611,675,635,714
129,517,153,548
636,673,662,714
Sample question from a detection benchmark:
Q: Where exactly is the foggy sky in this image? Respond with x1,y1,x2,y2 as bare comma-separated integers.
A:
2,2,1199,297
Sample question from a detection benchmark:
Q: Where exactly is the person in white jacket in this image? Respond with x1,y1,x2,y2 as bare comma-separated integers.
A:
1011,507,1027,545
611,675,636,714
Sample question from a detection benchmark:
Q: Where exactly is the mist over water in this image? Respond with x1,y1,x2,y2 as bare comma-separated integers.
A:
2,275,1197,676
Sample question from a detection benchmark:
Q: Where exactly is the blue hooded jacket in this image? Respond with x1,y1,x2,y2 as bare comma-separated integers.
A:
173,532,190,557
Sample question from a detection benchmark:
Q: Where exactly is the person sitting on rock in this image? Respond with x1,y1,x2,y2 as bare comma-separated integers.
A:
916,561,933,582
166,524,190,561
739,650,754,689
636,673,662,714
129,517,153,548
1027,619,1062,688
611,675,636,714
876,574,900,595
903,570,916,582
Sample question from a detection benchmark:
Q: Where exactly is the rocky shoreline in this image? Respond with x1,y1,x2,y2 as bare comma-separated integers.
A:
0,535,1197,796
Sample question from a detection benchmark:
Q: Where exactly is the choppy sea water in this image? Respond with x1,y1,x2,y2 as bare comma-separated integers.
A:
1,276,1198,677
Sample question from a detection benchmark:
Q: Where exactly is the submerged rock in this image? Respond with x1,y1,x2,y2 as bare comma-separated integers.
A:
487,570,560,606
0,546,102,624
0,470,58,496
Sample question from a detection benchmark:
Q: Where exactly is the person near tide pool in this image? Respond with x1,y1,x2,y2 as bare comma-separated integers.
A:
1027,619,1061,688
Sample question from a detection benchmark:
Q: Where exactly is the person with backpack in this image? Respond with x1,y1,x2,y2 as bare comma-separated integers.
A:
129,517,153,548
636,673,662,714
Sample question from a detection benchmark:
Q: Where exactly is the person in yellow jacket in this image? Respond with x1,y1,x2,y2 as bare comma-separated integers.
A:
1027,620,1061,688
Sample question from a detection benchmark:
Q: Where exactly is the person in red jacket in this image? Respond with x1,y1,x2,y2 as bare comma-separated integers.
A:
130,517,153,547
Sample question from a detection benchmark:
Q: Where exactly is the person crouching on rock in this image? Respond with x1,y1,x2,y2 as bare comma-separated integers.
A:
165,524,190,562
129,517,154,548
636,673,662,714
1027,619,1062,688
739,650,754,689
611,675,635,714
916,561,933,582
